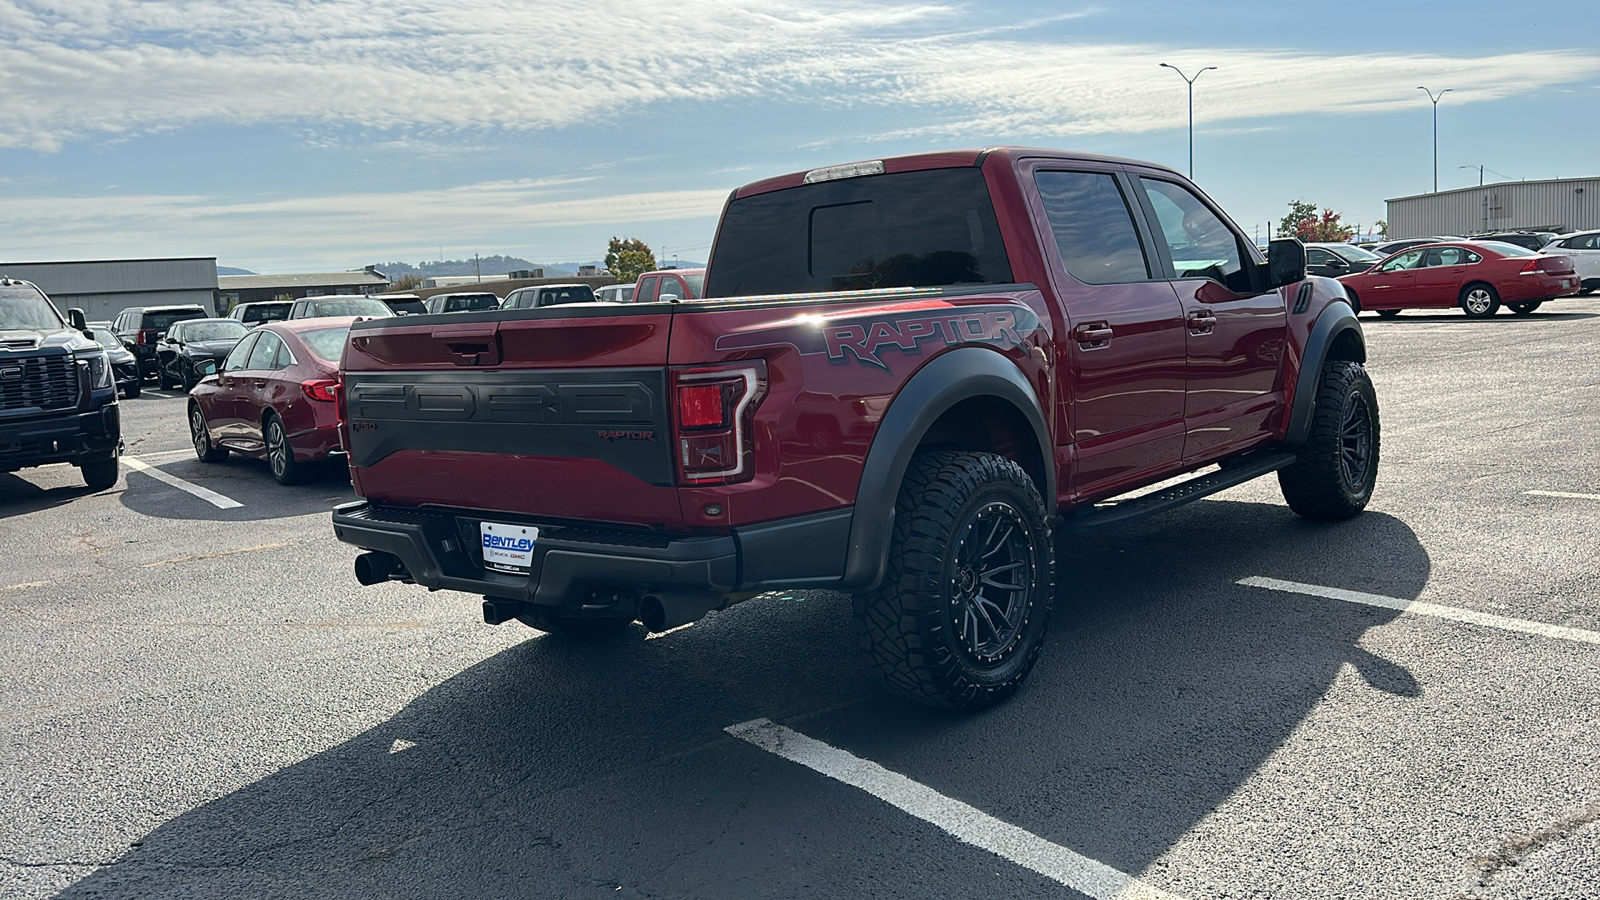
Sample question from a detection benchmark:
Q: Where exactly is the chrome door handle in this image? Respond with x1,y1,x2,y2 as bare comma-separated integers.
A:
1187,310,1217,335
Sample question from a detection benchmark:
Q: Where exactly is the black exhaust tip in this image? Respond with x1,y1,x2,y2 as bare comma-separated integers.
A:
354,551,403,586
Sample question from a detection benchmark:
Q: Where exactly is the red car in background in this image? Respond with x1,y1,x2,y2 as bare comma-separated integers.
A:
632,267,705,302
187,317,353,484
1338,241,1580,318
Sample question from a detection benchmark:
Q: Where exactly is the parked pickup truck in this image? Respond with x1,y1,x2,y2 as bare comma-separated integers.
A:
1,278,122,490
332,148,1376,710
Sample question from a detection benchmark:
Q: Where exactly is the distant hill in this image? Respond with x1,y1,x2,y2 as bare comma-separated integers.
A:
370,256,564,279
216,266,256,276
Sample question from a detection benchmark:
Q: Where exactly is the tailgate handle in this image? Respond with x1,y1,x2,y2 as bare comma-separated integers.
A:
431,323,501,366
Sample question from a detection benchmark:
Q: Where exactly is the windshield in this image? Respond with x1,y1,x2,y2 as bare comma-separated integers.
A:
310,298,394,318
0,284,64,330
89,327,123,350
300,325,352,363
183,321,249,341
1328,244,1381,265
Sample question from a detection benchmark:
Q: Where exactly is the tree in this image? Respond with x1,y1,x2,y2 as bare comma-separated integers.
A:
1277,200,1354,242
605,237,657,283
390,273,424,291
1374,219,1389,239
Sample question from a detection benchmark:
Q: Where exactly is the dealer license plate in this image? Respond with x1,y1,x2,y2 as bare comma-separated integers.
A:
480,521,538,573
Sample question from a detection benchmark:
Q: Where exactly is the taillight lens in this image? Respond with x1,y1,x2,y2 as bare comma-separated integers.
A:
302,378,339,402
1519,260,1541,275
672,363,766,483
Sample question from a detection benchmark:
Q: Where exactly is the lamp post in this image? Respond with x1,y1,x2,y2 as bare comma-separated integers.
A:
1418,86,1451,192
1458,164,1484,187
1160,63,1217,178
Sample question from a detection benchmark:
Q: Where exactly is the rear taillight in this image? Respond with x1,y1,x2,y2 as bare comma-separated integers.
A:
1519,260,1543,275
138,330,152,345
333,378,346,422
672,363,767,484
302,378,339,402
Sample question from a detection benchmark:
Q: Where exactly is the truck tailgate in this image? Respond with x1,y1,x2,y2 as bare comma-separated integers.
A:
341,308,682,527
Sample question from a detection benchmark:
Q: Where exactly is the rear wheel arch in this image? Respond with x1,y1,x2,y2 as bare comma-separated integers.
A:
840,347,1053,591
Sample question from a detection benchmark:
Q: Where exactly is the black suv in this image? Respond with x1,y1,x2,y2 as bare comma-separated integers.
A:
113,304,209,380
0,278,121,490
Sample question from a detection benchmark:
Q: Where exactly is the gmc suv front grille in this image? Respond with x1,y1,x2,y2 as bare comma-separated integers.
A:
0,355,80,413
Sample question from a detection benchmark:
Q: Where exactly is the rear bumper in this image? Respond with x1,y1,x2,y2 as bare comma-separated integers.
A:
331,501,854,607
0,406,122,471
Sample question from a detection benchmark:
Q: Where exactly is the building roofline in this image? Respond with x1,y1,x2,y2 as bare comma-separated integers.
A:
1386,176,1600,203
0,257,217,266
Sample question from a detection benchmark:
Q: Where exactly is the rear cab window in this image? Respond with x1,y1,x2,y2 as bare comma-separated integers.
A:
704,167,1013,297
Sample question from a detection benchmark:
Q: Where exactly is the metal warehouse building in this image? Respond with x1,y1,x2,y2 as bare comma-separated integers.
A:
1387,177,1600,239
0,257,218,322
216,267,390,311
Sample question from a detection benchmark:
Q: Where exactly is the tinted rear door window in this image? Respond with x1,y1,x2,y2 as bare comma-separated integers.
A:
1034,171,1151,284
706,167,1014,297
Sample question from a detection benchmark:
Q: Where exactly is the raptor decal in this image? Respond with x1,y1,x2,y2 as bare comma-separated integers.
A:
715,306,1039,371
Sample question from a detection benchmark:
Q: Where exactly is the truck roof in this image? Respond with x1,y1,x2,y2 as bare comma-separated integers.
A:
733,146,1181,199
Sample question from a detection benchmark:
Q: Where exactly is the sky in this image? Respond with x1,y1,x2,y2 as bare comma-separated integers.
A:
2,0,1597,274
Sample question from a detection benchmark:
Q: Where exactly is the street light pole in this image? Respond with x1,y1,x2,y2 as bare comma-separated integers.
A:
1458,164,1484,187
1418,86,1451,192
1160,63,1217,178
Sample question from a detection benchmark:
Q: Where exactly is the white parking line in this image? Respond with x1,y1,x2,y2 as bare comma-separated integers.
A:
1238,577,1600,646
726,718,1185,900
123,456,243,509
1525,490,1600,501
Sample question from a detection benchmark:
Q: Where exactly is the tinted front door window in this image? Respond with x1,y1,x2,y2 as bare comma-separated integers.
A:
1034,171,1151,285
1140,180,1250,293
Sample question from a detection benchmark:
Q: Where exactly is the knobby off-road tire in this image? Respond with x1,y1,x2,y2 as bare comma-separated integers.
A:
856,451,1056,712
1279,360,1380,520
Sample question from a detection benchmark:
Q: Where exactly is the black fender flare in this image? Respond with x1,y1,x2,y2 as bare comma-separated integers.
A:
839,347,1054,591
1285,299,1365,447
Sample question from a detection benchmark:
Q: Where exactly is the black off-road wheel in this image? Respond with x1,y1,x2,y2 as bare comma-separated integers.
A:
1508,301,1543,315
190,404,228,463
517,613,636,639
856,451,1056,712
80,454,119,491
1279,360,1380,520
1459,283,1500,318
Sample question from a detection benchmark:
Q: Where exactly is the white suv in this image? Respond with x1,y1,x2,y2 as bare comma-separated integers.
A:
1544,231,1600,293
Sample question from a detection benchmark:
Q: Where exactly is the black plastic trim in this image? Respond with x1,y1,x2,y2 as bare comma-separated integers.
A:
1061,451,1296,530
839,346,1053,591
732,507,854,589
342,367,672,485
332,501,738,605
1285,299,1364,446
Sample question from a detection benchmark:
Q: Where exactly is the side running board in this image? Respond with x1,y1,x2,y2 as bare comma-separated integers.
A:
1060,451,1298,531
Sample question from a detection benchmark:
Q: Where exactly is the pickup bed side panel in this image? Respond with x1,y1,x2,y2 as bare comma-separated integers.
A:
667,289,1054,536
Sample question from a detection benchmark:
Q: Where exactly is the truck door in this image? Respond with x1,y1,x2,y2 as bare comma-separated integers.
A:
1025,164,1187,499
1132,176,1287,463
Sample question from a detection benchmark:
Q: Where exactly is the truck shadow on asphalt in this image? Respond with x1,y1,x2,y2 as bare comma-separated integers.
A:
0,473,100,520
54,500,1428,899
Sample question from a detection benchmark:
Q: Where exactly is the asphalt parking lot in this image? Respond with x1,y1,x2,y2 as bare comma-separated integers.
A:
3,300,1598,900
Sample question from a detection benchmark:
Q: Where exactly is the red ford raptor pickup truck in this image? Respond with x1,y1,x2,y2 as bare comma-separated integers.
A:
332,148,1376,710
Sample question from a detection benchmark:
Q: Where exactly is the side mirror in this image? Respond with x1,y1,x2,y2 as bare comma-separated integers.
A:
195,359,218,378
68,308,90,335
658,293,681,303
1267,238,1307,289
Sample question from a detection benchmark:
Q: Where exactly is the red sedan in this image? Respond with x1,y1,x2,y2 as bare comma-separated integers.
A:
1338,241,1580,318
187,317,352,484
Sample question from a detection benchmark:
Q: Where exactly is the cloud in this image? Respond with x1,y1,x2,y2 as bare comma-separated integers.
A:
4,1,1596,152
0,180,730,269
